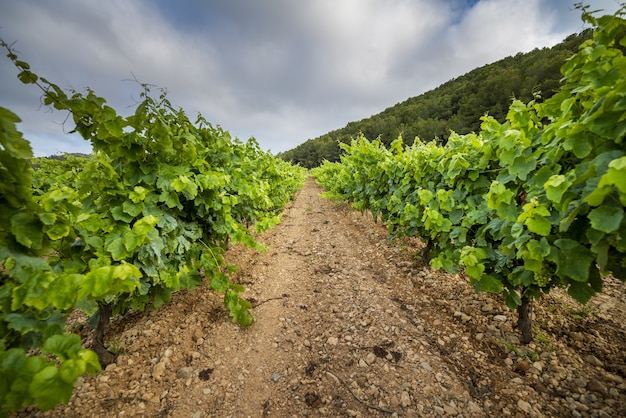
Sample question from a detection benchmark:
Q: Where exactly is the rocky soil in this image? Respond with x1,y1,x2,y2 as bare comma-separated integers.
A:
19,177,626,417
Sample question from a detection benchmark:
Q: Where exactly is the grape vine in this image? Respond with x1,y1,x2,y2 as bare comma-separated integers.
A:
313,6,626,344
1,40,306,414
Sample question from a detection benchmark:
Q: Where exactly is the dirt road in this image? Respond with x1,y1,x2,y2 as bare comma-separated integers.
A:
30,177,625,417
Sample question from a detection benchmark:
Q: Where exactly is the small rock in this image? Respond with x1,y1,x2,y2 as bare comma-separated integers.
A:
481,303,493,312
326,371,340,385
517,359,531,373
419,362,432,372
271,372,281,382
587,380,608,397
517,399,532,413
152,361,167,381
604,372,623,384
584,355,603,367
507,335,521,345
401,391,411,407
303,339,311,348
493,315,507,322
444,404,458,415
177,367,194,379
327,337,339,346
358,359,368,368
583,393,598,404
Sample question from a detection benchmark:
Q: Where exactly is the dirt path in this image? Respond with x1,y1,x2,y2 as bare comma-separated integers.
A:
29,177,625,417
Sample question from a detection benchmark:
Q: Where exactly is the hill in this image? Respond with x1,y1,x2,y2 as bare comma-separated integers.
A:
278,30,592,168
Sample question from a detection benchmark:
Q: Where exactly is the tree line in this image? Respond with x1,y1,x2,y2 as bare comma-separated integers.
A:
279,30,593,168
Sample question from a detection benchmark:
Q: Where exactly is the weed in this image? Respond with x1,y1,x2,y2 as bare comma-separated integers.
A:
498,338,539,361
564,304,597,320
107,338,126,355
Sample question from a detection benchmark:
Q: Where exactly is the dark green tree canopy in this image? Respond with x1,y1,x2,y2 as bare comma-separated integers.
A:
279,30,592,168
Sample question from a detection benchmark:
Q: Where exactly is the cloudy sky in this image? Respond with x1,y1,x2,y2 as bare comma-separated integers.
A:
0,0,621,156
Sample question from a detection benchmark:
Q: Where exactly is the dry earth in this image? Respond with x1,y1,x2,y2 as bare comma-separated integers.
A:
19,177,626,417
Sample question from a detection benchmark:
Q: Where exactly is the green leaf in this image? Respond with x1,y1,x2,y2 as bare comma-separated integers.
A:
123,231,142,252
526,216,552,236
473,274,503,294
544,174,572,204
151,286,172,309
106,236,131,260
564,134,593,158
111,206,134,223
588,206,624,233
58,359,85,384
46,274,82,310
567,281,596,304
510,156,536,181
210,273,229,292
553,239,595,282
78,264,141,299
78,349,102,374
503,289,522,309
42,334,82,361
11,213,43,249
129,186,149,203
29,366,73,410
40,188,75,212
44,222,71,240
518,199,552,236
606,156,626,193
17,70,38,84
38,212,56,226
132,215,158,235
122,200,144,217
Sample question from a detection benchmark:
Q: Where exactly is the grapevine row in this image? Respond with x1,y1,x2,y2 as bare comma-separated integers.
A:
0,43,307,414
313,7,626,343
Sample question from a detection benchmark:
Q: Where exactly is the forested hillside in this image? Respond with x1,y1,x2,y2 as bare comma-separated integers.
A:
279,30,592,168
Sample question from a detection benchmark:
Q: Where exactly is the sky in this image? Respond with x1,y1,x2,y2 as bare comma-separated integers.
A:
0,0,622,157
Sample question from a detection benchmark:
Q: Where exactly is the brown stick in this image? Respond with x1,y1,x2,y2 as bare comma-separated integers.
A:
323,368,397,414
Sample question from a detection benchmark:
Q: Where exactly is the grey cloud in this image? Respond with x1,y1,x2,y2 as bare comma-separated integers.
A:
0,0,620,156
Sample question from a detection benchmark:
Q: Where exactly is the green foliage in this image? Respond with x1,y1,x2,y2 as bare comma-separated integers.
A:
282,30,593,168
313,7,626,321
0,105,101,415
1,38,306,414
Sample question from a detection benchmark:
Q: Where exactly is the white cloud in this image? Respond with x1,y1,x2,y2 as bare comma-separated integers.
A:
0,0,621,156
447,0,562,63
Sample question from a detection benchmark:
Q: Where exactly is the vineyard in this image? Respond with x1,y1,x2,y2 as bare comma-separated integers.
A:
0,38,307,414
1,6,625,418
313,7,626,344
